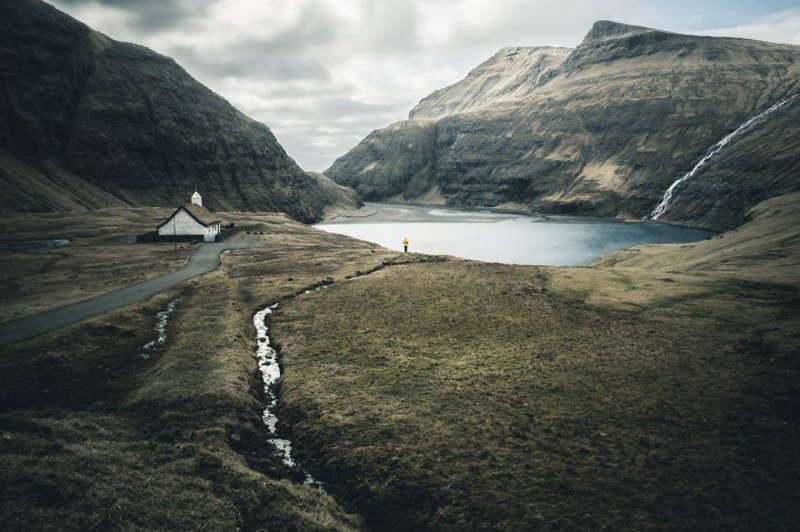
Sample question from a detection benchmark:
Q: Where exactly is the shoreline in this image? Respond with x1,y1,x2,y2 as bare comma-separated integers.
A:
324,207,379,221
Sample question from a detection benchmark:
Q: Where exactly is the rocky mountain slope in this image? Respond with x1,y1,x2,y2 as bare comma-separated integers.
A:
0,0,359,223
326,21,800,230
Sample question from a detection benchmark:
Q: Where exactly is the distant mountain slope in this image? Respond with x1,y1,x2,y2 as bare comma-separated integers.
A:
0,0,359,222
409,46,571,120
326,21,800,230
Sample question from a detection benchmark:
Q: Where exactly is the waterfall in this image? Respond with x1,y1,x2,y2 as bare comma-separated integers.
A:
649,94,798,220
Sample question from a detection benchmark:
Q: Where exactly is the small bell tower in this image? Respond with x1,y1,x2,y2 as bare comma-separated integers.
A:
191,191,202,207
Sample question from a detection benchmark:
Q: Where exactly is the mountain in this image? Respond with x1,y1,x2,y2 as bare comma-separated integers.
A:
325,21,800,230
0,0,359,223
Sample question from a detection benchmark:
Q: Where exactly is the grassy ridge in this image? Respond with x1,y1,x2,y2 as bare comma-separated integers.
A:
273,261,800,530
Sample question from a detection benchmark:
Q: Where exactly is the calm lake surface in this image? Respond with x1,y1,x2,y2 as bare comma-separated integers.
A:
316,203,713,266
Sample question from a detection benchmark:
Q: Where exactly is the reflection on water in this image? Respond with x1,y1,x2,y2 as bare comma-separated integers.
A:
317,203,713,266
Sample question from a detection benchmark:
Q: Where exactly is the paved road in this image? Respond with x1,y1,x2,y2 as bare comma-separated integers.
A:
0,240,267,346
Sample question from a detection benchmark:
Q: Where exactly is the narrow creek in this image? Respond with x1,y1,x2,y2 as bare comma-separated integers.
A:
140,297,182,359
251,265,405,492
137,294,325,488
254,299,324,490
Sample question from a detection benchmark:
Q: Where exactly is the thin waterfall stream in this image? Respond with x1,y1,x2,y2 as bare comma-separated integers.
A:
650,93,798,220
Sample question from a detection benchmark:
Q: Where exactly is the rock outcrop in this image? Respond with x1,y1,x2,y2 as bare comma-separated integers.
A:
326,21,800,230
0,0,359,222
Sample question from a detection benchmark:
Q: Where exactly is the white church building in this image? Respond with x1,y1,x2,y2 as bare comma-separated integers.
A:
157,192,222,242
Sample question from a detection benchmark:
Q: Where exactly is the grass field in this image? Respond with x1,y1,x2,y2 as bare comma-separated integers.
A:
0,208,184,321
1,200,799,530
0,209,391,530
271,261,800,530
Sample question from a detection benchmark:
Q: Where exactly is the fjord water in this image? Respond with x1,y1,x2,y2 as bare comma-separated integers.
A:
317,203,713,266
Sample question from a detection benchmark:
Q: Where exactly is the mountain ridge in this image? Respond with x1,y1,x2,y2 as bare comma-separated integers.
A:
0,0,359,222
408,46,571,120
326,20,800,230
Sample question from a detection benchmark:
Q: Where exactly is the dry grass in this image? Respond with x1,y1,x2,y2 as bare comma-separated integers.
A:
272,260,800,530
0,208,189,321
593,192,800,284
2,204,799,530
0,208,399,530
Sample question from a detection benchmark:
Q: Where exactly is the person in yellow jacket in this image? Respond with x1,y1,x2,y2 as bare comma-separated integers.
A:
403,237,409,253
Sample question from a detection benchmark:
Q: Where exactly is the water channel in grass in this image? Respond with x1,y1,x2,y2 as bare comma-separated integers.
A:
316,203,714,266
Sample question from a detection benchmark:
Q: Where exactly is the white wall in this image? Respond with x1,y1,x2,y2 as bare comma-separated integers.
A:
158,209,221,242
158,209,205,238
204,223,221,242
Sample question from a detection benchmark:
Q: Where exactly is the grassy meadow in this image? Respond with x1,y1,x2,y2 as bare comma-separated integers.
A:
272,260,800,530
1,201,799,530
0,208,185,322
0,209,395,530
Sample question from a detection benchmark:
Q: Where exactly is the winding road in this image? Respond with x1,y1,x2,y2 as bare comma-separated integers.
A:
0,240,267,346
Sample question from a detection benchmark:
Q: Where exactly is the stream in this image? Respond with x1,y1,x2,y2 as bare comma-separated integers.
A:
139,297,182,359
135,292,324,488
254,301,323,490
136,295,321,486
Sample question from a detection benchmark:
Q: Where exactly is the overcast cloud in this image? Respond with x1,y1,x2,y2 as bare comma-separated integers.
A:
50,0,800,171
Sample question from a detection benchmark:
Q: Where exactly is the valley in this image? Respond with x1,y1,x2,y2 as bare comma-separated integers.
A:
0,0,360,221
1,199,798,530
1,1,799,529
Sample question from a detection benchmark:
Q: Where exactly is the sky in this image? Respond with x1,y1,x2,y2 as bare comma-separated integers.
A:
49,0,800,172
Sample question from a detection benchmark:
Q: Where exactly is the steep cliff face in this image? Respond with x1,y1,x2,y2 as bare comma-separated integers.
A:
0,0,359,222
326,21,800,230
657,94,800,227
322,120,440,202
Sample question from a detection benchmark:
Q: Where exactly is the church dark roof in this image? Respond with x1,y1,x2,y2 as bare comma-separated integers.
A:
181,203,220,225
157,203,221,229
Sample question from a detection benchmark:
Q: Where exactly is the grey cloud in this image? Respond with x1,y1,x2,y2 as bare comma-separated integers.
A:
54,0,213,32
254,82,354,101
254,56,330,82
172,44,331,82
654,0,800,30
248,97,406,170
445,4,604,51
271,0,338,52
248,97,398,124
267,127,340,171
313,98,397,121
165,1,338,82
271,118,400,172
360,0,423,54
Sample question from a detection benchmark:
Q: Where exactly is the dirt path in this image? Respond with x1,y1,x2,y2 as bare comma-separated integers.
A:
0,240,267,345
